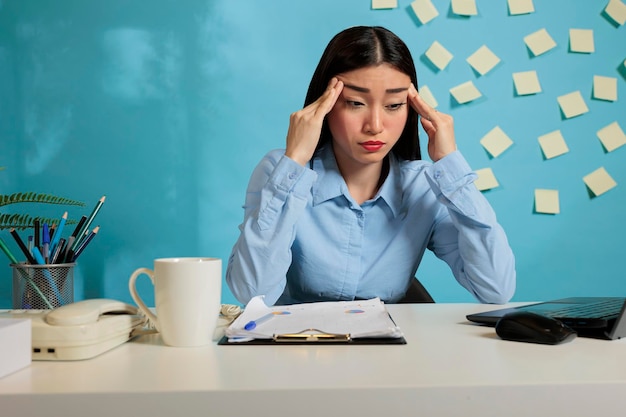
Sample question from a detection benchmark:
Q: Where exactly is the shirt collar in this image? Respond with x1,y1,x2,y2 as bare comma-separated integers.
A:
310,145,404,218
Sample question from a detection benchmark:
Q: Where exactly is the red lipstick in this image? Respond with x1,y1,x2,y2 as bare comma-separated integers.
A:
360,141,385,152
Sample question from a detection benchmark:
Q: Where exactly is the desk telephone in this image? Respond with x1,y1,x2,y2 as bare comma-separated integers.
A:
0,299,148,361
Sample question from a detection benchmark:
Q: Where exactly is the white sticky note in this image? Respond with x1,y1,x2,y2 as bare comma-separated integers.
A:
474,168,499,191
535,189,560,214
569,28,595,53
467,45,500,76
597,121,626,152
538,130,569,159
513,70,542,95
583,167,617,197
418,85,438,108
557,91,589,119
411,0,439,24
480,126,514,158
593,75,618,101
425,41,453,70
524,28,557,56
450,81,482,104
605,0,626,25
508,0,534,15
372,0,398,9
451,0,477,16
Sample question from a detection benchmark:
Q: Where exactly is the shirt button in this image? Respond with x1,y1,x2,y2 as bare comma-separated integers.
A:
288,172,297,180
434,170,443,179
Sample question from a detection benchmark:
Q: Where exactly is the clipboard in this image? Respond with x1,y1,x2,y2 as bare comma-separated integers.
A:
219,296,407,345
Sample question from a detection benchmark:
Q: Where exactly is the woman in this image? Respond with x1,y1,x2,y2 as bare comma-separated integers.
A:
226,26,515,306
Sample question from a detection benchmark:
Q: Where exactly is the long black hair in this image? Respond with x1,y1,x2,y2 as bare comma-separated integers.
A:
305,26,420,161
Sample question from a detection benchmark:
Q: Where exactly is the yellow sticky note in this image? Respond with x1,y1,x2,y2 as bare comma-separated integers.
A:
450,81,482,104
467,45,500,76
593,75,618,101
508,0,534,15
535,189,560,214
538,130,569,159
372,0,398,9
583,167,617,197
411,0,439,24
569,29,594,53
418,85,438,108
605,0,626,25
557,91,589,119
474,168,499,191
425,41,453,70
524,28,557,56
480,126,513,158
597,121,626,152
451,0,477,16
513,70,542,95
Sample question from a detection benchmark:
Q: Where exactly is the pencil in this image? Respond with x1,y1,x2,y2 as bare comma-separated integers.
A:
71,226,99,261
10,228,36,264
49,211,67,257
71,196,105,251
0,236,18,264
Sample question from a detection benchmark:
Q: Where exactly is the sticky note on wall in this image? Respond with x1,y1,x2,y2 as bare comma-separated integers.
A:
451,0,478,16
474,168,499,191
535,189,560,214
593,75,618,101
480,126,513,158
583,167,617,197
508,0,535,15
538,130,569,159
557,91,589,118
418,85,438,108
411,0,439,24
605,0,626,26
467,45,501,76
569,28,595,53
425,41,454,70
524,28,557,56
597,122,626,152
513,70,542,95
372,0,398,9
450,81,482,104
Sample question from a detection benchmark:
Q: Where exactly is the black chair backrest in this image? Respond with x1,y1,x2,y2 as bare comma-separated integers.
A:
397,278,435,303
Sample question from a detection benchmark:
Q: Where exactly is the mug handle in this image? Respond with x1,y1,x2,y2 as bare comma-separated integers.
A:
128,267,160,331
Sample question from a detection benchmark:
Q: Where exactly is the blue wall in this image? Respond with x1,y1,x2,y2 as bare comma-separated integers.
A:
1,0,625,307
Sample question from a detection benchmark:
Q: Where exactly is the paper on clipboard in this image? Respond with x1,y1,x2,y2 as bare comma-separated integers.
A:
224,296,403,343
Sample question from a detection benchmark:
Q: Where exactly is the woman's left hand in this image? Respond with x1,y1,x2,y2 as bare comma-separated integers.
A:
408,84,457,162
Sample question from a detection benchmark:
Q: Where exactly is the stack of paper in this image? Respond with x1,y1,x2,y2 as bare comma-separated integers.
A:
225,296,403,343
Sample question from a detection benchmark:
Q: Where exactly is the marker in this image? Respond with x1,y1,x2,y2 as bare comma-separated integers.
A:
71,196,105,251
42,223,50,262
244,311,290,331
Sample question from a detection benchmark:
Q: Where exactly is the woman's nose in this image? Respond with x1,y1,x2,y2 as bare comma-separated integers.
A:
364,108,383,135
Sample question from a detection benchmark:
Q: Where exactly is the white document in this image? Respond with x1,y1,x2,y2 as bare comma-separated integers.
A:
225,296,403,342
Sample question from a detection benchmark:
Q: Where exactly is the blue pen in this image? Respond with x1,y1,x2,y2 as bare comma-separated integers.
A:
244,311,290,331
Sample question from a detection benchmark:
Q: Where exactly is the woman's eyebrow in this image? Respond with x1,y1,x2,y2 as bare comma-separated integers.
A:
343,84,409,94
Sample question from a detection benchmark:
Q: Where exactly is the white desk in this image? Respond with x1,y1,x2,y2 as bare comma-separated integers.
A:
1,303,625,417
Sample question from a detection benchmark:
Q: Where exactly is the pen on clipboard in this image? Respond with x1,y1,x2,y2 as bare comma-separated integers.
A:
244,311,290,331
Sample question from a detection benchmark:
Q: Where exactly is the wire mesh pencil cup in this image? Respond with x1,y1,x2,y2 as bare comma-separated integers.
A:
11,263,75,309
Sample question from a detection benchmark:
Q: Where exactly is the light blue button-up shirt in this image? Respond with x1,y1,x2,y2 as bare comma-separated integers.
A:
227,145,515,306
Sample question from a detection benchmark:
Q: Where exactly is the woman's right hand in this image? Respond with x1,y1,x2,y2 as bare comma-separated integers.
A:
285,77,344,166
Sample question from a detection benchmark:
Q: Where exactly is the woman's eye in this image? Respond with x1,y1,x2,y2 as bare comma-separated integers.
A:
386,102,407,111
346,100,364,108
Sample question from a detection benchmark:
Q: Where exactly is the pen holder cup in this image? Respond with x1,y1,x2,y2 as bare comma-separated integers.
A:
11,263,75,309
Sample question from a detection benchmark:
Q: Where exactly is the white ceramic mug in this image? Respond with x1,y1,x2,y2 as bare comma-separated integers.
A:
128,257,222,347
